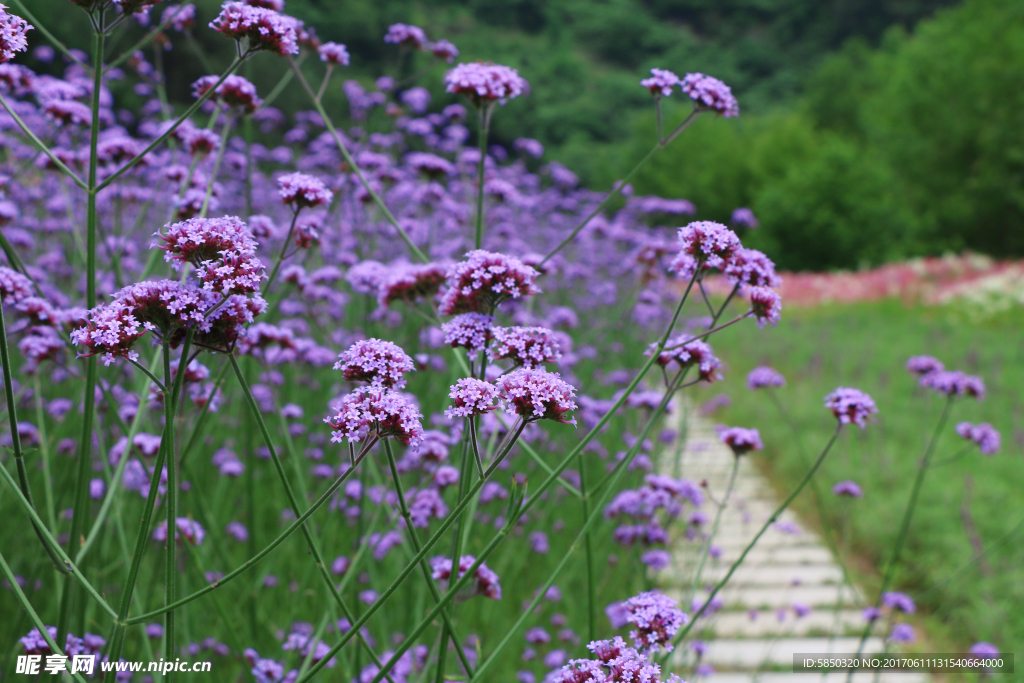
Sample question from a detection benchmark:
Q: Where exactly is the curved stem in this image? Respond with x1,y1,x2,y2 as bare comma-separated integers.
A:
0,95,87,190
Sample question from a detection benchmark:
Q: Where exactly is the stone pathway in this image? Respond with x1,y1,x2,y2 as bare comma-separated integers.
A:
658,407,928,683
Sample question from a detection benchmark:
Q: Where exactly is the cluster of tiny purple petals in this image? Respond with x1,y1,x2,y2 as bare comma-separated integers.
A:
0,265,33,303
748,286,782,327
640,68,679,97
438,250,540,315
429,555,502,599
824,387,878,428
832,480,863,497
334,338,415,388
0,4,30,63
445,378,498,418
881,591,915,614
553,637,679,683
209,2,299,56
443,62,529,105
152,517,206,545
383,23,427,49
496,368,577,425
623,591,688,653
670,221,741,278
277,172,333,208
325,386,423,447
489,326,561,368
442,313,494,355
192,74,262,112
377,262,447,308
159,216,264,295
956,422,1000,455
718,426,763,456
429,39,459,63
162,3,197,31
746,366,785,389
919,369,985,400
730,207,758,228
679,72,739,117
724,248,781,288
318,41,349,66
905,355,944,376
649,336,721,382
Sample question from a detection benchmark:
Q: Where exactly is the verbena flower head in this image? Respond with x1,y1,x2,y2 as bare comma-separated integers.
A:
377,262,447,308
730,207,758,228
969,642,1000,658
670,221,741,279
277,172,333,209
334,338,415,388
0,4,30,63
430,555,502,600
0,265,32,304
318,41,349,66
824,387,878,429
956,422,1000,455
438,250,540,315
725,248,781,289
832,480,863,497
445,378,498,418
648,336,722,382
152,517,206,545
496,368,577,425
384,23,427,49
444,62,529,106
209,2,299,55
159,216,264,295
489,326,562,368
192,74,262,113
749,286,782,328
325,386,423,447
162,3,197,31
718,426,763,456
442,313,495,355
429,39,459,63
747,366,785,390
622,591,687,653
640,68,679,97
888,623,915,643
680,72,738,117
906,355,944,376
920,370,985,400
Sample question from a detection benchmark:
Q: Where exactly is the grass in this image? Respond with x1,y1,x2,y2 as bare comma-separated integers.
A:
696,298,1024,661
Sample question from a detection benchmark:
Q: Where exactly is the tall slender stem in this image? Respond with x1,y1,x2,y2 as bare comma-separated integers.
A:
578,448,596,643
685,453,740,609
263,210,301,292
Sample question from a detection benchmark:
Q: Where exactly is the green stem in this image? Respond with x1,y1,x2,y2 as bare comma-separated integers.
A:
474,106,490,249
661,424,843,660
685,453,740,609
578,448,596,643
32,373,57,536
0,95,88,190
263,210,301,292
103,4,188,74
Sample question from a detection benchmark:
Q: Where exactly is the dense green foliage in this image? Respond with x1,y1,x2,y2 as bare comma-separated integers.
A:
700,299,1024,654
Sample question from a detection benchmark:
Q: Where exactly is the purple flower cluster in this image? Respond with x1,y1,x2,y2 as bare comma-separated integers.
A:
0,4,30,63
718,426,763,456
444,62,529,106
906,355,945,376
377,262,448,308
679,72,739,117
438,250,540,315
622,591,688,653
670,221,741,279
383,23,427,49
209,2,299,56
158,215,265,295
749,286,782,327
724,248,781,289
552,636,682,683
489,326,562,368
277,172,333,209
730,207,759,228
640,69,679,97
649,337,722,383
192,74,262,113
334,338,415,388
429,555,502,599
824,387,878,429
152,517,207,545
442,313,495,355
832,480,863,497
746,366,785,389
325,386,424,447
919,369,985,400
318,41,349,66
496,368,577,425
955,422,1000,455
445,377,498,418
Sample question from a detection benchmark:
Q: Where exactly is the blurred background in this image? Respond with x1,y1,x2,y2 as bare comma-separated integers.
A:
25,0,1024,273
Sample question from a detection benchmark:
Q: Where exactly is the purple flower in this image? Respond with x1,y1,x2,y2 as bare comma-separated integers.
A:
622,591,688,653
525,627,550,644
955,422,1000,455
792,602,812,618
331,556,350,575
277,172,333,209
152,517,206,545
19,626,56,655
318,42,349,66
226,521,249,541
824,387,878,429
640,68,679,97
747,366,785,390
969,642,1000,658
334,338,415,388
749,286,782,327
529,531,550,553
429,555,502,600
496,368,577,425
445,378,498,418
145,623,164,638
192,74,262,113
882,591,915,614
725,248,780,289
680,72,739,117
862,606,880,621
377,262,448,308
489,326,562,368
919,370,985,400
513,137,544,158
384,23,427,49
0,5,30,63
718,426,763,456
161,4,196,31
325,386,424,448
429,39,459,63
730,207,759,228
905,355,944,376
158,216,264,295
640,549,671,570
408,488,448,528
438,250,540,316
648,337,722,382
209,2,299,56
670,221,741,279
444,62,529,106
832,480,863,497
89,478,105,499
442,313,495,355
888,623,915,643
0,266,32,304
